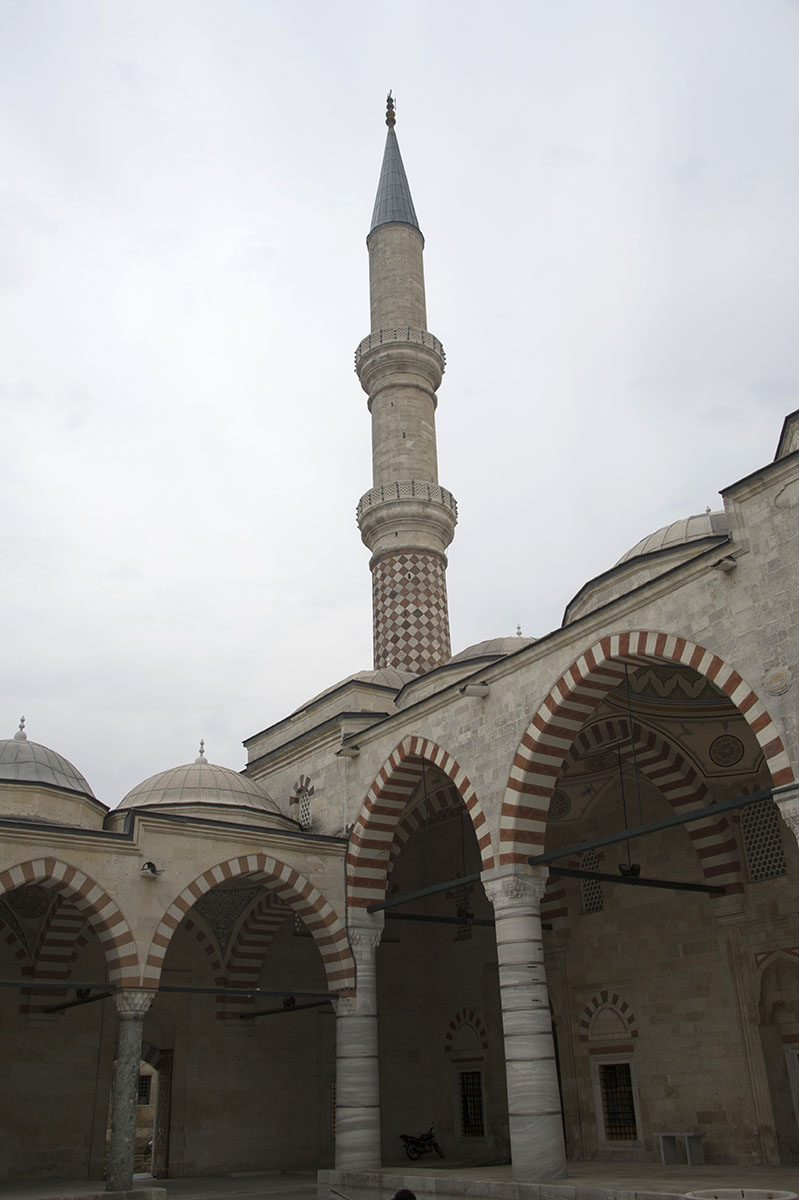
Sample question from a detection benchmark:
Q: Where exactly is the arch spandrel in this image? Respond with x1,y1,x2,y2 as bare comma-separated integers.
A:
144,853,353,993
499,630,795,866
346,734,495,911
0,858,140,986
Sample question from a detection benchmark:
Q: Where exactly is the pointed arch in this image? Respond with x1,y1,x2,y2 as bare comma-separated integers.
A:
144,854,353,993
568,716,745,893
388,778,462,874
22,897,92,1016
348,736,494,910
579,990,639,1042
500,631,794,865
0,859,139,986
218,896,291,1021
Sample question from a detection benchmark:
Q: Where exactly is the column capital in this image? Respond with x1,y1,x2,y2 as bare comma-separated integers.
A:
114,988,156,1020
481,865,549,912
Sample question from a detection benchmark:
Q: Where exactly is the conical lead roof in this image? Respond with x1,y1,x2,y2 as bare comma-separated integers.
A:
369,97,421,236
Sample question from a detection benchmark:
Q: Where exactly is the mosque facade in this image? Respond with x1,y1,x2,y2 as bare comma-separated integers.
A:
2,98,799,1191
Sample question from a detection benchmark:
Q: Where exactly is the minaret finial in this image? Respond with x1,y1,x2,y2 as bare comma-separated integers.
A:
195,739,207,764
385,91,395,129
14,715,27,742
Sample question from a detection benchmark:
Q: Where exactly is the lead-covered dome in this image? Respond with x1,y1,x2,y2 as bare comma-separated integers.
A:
0,718,94,799
117,743,280,818
615,510,730,565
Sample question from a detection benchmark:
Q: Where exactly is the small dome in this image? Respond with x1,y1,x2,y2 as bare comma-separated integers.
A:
298,667,418,711
118,747,279,815
448,636,535,664
0,719,94,799
616,510,729,566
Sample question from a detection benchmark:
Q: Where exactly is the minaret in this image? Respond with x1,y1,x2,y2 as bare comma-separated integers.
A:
356,95,457,675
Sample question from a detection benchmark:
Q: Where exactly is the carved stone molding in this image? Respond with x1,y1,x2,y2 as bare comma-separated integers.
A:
481,866,548,912
114,989,156,1020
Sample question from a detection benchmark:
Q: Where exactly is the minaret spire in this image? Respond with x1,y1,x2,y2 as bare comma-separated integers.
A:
355,97,457,675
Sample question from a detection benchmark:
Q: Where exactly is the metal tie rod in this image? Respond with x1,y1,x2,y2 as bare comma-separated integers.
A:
528,784,777,867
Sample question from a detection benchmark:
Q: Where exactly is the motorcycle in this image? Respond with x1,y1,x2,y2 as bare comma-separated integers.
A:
399,1123,444,1160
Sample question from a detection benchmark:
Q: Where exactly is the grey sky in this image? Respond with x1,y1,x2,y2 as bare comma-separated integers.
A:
2,0,798,805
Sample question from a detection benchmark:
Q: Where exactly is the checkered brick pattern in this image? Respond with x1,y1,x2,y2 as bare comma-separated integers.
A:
372,549,451,673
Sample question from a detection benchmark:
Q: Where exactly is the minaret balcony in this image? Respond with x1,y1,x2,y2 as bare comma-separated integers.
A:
356,480,458,556
355,328,446,397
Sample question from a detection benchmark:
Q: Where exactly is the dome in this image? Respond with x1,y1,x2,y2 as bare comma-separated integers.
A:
298,667,418,711
616,510,730,566
118,744,279,815
0,719,94,799
448,636,535,664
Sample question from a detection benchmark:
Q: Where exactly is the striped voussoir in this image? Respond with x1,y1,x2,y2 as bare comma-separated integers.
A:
579,990,638,1042
347,736,494,910
0,858,140,986
443,1007,489,1053
217,896,291,1021
570,716,744,893
143,854,353,993
387,780,462,873
499,631,795,865
21,897,91,1016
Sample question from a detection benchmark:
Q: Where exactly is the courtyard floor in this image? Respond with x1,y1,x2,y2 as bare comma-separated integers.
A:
2,1160,798,1200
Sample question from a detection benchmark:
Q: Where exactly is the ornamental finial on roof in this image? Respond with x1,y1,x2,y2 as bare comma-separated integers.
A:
385,91,395,128
195,738,207,764
14,715,27,741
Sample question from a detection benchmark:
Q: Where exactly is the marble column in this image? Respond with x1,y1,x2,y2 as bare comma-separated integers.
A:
335,925,382,1169
482,865,566,1181
107,989,155,1192
775,782,799,848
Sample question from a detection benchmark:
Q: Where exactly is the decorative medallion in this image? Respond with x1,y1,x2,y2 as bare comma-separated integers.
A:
709,734,745,767
5,885,50,918
763,667,792,696
582,751,617,774
549,790,571,820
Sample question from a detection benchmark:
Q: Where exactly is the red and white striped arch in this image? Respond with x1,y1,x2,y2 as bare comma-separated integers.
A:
0,858,140,986
143,854,353,994
500,631,794,866
218,896,291,1021
22,897,91,1016
387,780,462,874
570,716,745,893
347,736,494,911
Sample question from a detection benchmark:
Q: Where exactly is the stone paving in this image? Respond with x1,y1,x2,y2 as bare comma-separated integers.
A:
3,1162,799,1200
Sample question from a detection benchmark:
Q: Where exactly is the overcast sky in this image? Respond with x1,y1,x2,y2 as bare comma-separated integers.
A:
2,0,798,806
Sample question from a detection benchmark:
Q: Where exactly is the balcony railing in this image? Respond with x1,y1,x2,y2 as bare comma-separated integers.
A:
355,327,446,369
356,480,458,525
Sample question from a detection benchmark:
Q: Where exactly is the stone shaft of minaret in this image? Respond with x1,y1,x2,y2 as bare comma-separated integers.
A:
356,95,457,676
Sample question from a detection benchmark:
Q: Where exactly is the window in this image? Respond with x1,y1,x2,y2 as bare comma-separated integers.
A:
459,1071,484,1137
590,1054,642,1149
137,1074,151,1106
581,850,603,913
742,798,787,882
598,1062,637,1140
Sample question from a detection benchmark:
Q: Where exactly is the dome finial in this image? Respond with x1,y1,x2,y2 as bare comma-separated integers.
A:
14,715,27,742
195,738,207,764
516,624,523,638
385,90,395,129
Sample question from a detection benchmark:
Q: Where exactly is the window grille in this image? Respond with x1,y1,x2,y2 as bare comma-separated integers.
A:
459,1070,485,1137
598,1062,637,1140
581,850,603,913
330,1081,336,1137
293,913,312,936
137,1074,151,1106
742,798,787,882
298,788,312,830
